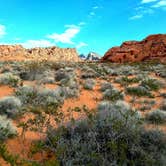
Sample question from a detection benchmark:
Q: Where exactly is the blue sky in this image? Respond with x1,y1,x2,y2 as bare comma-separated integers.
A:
0,0,166,55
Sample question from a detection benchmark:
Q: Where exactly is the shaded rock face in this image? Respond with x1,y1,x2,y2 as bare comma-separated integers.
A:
0,45,80,62
79,54,87,60
102,34,166,63
86,52,100,61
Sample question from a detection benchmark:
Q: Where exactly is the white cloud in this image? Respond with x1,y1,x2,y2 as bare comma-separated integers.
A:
21,40,54,48
47,25,80,44
0,24,6,37
93,6,99,9
152,0,166,8
90,12,95,16
129,14,143,20
141,0,158,3
78,22,86,26
76,42,88,49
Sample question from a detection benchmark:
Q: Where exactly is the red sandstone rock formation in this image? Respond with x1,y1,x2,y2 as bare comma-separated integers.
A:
0,45,80,62
102,34,166,63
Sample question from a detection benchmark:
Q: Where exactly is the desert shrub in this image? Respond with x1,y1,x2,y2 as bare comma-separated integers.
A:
15,85,38,105
62,85,80,98
81,68,100,79
103,88,124,101
100,82,113,92
39,76,55,84
0,115,17,141
60,76,80,98
0,73,20,87
140,129,166,165
161,100,166,111
83,79,96,90
160,93,166,98
38,70,55,84
19,61,46,81
0,96,22,118
126,86,153,97
110,65,138,76
15,85,65,107
141,78,162,91
115,76,140,86
145,110,166,124
45,101,166,165
55,69,69,81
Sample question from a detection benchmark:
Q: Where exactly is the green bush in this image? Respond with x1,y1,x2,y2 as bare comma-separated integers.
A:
15,85,65,107
83,79,96,90
0,73,20,87
141,78,162,91
0,96,22,118
145,110,166,124
115,76,140,86
103,88,124,101
126,86,153,97
45,102,166,166
161,100,166,111
0,115,17,141
100,82,113,92
46,101,166,166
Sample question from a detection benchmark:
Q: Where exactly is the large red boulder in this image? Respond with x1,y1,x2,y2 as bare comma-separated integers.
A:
101,34,166,63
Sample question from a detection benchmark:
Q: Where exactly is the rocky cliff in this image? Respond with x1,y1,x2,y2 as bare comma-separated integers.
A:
102,34,166,63
0,45,80,62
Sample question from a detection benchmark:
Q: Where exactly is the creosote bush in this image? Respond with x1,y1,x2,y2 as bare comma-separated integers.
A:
161,100,166,111
103,88,124,101
115,76,140,86
0,73,21,87
100,82,113,92
45,102,166,165
0,115,17,141
0,96,22,118
83,79,96,90
145,109,166,124
15,85,65,107
141,78,162,91
126,86,153,97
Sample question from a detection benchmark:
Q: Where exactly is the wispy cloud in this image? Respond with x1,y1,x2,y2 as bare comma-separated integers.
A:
93,6,99,9
78,22,86,26
21,40,54,48
141,0,158,3
129,14,143,20
0,24,6,37
152,0,166,8
130,0,166,20
76,42,88,49
47,24,80,44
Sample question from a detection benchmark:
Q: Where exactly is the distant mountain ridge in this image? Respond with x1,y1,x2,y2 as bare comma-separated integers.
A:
79,52,100,61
